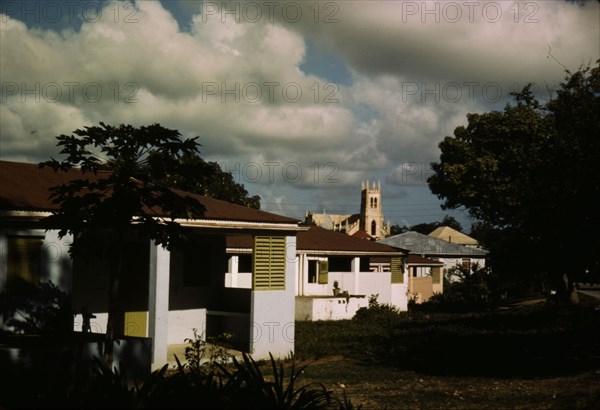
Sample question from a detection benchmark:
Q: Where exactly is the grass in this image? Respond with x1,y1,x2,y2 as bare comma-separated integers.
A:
290,296,600,409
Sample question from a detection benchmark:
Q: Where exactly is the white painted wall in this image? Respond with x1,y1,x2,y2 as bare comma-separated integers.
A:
295,296,368,321
224,272,251,289
167,308,207,345
249,236,296,360
74,312,108,333
357,272,392,304
41,230,73,291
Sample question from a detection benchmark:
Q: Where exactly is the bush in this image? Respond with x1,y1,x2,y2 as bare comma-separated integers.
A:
183,328,232,375
353,294,402,323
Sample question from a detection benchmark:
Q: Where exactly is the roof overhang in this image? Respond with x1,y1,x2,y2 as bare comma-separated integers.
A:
0,210,308,233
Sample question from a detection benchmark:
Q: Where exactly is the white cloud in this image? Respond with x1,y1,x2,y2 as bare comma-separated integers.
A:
1,0,597,226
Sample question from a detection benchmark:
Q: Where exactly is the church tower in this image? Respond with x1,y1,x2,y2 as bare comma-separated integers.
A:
360,180,385,239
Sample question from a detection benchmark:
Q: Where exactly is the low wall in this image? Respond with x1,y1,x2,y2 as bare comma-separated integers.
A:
295,295,368,321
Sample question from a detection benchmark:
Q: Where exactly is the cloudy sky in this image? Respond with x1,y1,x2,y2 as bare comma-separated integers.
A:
1,0,598,229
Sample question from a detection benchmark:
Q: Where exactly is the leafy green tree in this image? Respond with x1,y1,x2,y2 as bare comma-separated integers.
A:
161,153,260,209
41,122,211,363
428,63,600,302
409,215,463,235
389,224,407,235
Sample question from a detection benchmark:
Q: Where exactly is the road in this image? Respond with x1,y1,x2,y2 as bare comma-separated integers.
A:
577,283,600,301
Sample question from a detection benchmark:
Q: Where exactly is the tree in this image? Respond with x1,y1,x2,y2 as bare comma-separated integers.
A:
389,224,408,235
409,215,463,235
428,63,600,302
160,153,260,209
40,122,246,363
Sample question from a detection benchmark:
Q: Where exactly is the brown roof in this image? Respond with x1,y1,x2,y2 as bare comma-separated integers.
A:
0,160,299,225
227,226,407,254
351,230,372,239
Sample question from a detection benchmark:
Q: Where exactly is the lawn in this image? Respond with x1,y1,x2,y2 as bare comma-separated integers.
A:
292,297,600,409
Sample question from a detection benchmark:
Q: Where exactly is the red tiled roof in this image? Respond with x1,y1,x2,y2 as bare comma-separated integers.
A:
351,230,372,239
227,226,407,254
0,160,299,225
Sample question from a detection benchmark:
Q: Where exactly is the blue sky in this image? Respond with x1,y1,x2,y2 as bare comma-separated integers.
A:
1,0,598,230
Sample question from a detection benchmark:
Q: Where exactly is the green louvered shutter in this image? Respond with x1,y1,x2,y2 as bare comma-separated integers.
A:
318,260,329,284
7,236,43,287
432,267,442,284
253,236,286,290
390,257,404,284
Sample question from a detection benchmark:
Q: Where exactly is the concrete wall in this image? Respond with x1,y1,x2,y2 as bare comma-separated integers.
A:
225,272,252,289
295,296,368,321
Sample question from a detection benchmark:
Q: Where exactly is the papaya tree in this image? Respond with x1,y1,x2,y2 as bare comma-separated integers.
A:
40,122,251,364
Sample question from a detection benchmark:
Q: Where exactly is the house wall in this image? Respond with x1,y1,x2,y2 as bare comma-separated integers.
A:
438,257,486,274
410,276,434,303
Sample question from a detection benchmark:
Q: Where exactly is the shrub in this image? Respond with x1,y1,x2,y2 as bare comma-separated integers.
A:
183,328,232,375
354,294,402,323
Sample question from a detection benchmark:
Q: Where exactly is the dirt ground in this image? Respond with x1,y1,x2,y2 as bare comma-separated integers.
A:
295,355,600,410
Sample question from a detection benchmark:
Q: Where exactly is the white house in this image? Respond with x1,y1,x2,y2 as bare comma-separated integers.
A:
0,160,304,368
225,226,409,321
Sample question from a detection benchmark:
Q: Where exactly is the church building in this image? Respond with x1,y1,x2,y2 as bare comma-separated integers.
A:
305,180,391,239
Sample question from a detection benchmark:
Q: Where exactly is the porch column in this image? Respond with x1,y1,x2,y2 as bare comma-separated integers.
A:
0,234,7,292
148,242,170,369
351,256,360,294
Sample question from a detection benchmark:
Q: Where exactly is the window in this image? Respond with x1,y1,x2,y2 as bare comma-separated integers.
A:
253,236,286,290
7,236,43,288
371,220,377,236
462,258,471,273
308,260,318,283
307,259,328,284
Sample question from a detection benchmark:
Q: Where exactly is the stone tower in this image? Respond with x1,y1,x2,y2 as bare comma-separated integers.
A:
360,180,385,238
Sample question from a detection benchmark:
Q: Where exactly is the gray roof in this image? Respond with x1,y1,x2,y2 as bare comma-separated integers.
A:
378,231,488,257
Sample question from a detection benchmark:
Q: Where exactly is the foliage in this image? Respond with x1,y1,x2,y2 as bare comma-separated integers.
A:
183,328,233,375
224,352,333,409
0,279,72,335
354,294,403,325
1,349,347,409
161,153,261,209
409,215,463,235
40,122,208,252
428,63,600,300
419,264,495,312
297,303,600,377
40,123,211,363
